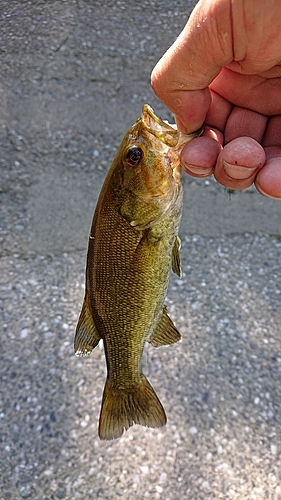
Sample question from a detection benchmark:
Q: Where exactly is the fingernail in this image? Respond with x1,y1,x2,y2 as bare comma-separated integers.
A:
182,163,213,177
223,160,258,180
255,179,281,200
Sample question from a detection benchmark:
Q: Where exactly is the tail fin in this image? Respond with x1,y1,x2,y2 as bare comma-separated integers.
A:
98,376,166,440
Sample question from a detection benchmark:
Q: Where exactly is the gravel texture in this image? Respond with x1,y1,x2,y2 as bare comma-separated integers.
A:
1,1,281,499
1,235,281,499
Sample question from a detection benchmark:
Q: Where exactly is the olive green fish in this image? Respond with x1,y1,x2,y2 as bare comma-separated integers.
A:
74,104,202,440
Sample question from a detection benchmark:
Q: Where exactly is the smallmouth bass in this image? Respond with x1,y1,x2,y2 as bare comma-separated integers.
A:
74,104,202,440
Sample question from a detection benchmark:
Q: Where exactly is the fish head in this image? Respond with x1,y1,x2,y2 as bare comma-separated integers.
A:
115,104,202,229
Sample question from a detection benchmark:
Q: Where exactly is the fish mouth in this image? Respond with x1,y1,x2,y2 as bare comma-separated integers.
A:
141,104,179,148
141,104,204,150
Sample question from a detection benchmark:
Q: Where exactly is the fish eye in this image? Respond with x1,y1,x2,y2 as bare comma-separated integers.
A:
125,147,143,167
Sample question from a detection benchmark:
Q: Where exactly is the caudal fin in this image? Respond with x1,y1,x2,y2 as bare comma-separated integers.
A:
98,376,166,440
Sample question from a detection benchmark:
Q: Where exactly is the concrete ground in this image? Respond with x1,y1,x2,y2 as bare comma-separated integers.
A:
0,1,281,499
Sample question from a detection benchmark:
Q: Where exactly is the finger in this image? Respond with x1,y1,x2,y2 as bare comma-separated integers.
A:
262,115,281,147
255,157,281,199
172,89,211,133
214,137,266,189
203,126,224,145
264,146,281,159
224,107,268,144
151,0,233,132
180,136,222,177
210,68,281,115
228,0,281,74
205,90,233,131
256,116,281,197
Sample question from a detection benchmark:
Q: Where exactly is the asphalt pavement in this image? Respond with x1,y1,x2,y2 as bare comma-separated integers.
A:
1,1,281,499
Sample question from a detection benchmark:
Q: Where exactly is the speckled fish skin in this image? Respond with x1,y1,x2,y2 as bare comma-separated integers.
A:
74,104,202,440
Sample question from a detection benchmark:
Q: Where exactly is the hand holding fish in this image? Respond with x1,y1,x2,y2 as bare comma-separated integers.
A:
151,0,281,199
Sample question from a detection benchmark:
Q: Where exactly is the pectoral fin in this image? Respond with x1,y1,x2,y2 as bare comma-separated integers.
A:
172,236,182,278
74,293,101,356
148,306,181,347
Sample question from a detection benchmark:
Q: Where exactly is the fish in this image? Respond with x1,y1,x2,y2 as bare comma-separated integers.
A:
74,104,202,440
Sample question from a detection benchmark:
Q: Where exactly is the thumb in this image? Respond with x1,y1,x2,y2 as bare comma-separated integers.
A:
151,0,233,133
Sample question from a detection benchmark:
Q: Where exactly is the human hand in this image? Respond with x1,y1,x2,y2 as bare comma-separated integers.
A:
151,0,281,199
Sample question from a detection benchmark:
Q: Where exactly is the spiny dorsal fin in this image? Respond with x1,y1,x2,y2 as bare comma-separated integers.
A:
74,293,101,356
99,375,166,440
172,236,182,277
148,306,181,347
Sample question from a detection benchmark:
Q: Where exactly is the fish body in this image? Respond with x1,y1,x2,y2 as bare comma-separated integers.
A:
74,104,202,439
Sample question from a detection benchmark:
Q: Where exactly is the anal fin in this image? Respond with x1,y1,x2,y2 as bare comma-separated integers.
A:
148,306,181,347
172,235,182,278
74,292,101,356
